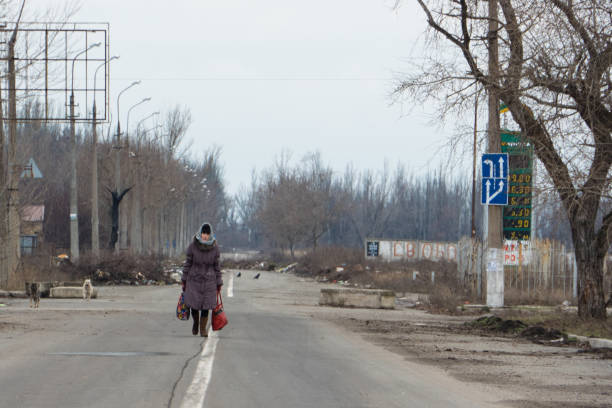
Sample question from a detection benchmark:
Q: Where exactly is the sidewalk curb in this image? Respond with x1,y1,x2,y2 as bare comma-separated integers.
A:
569,334,612,349
0,290,27,298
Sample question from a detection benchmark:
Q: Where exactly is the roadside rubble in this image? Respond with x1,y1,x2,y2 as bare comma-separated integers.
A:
331,312,612,408
90,264,183,286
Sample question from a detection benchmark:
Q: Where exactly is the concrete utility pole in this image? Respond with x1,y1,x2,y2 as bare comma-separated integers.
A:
486,0,504,307
91,56,118,258
2,2,25,289
70,42,100,262
113,81,140,252
6,23,20,289
120,96,149,250
131,112,159,254
0,50,6,289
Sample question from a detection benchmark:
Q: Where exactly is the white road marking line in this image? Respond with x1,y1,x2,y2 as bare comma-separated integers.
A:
227,275,234,298
180,332,219,408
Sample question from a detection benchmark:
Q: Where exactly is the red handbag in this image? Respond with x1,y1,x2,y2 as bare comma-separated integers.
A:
212,290,228,331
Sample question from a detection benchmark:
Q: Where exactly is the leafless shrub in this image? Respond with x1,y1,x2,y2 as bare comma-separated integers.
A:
426,284,465,315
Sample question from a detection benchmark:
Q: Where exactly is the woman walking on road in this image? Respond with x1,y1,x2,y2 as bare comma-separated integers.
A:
182,222,223,337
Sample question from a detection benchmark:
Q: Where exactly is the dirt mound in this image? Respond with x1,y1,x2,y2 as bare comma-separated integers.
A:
466,315,527,333
466,316,574,346
520,326,566,342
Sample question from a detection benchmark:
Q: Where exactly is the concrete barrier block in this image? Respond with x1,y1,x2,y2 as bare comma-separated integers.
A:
50,286,98,299
319,288,395,309
588,338,612,349
0,290,27,298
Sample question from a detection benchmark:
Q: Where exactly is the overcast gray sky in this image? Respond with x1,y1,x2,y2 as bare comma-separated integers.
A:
30,0,455,194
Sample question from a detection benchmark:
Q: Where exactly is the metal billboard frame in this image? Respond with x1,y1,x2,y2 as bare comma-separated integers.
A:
0,22,110,122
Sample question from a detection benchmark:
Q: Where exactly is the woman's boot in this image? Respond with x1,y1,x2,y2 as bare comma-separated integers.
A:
191,309,200,336
200,314,208,337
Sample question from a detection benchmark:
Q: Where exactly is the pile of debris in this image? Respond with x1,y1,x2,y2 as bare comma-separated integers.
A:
465,315,575,345
94,268,174,286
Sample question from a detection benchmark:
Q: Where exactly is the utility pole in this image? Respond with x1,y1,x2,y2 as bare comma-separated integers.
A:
471,85,479,240
91,98,100,258
69,42,100,261
0,50,6,289
486,0,504,307
69,90,79,260
6,23,20,289
121,97,150,250
471,82,481,297
112,81,139,252
5,2,27,289
92,56,118,258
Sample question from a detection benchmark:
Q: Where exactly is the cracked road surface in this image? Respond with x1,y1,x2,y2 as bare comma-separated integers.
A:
0,272,510,407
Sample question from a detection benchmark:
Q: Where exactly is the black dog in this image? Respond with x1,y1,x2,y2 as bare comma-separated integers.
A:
29,283,40,309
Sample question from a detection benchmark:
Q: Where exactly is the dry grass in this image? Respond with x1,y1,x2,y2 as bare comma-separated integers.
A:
295,246,364,276
426,284,467,314
297,247,477,313
504,287,572,306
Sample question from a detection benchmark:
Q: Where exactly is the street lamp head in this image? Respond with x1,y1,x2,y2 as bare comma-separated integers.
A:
72,42,103,93
93,55,120,114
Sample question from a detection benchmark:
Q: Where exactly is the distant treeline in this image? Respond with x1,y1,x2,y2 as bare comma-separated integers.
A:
227,152,576,254
8,110,578,257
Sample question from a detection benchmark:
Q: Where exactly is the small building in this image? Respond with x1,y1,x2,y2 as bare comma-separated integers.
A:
21,205,44,255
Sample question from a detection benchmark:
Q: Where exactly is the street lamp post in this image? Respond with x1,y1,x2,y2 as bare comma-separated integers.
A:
126,98,151,144
121,97,151,250
142,124,162,137
136,111,159,142
69,42,100,261
91,55,118,258
130,112,158,254
112,80,140,252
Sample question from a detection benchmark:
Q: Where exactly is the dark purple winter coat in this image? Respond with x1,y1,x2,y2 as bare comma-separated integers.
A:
182,237,223,310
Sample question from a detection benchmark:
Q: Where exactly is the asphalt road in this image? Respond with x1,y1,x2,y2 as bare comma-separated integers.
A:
0,271,506,408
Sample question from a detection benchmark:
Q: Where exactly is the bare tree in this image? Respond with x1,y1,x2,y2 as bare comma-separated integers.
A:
345,166,393,245
299,152,337,250
396,0,611,318
163,105,192,162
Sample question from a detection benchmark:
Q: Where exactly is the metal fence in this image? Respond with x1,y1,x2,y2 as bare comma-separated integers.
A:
457,238,611,298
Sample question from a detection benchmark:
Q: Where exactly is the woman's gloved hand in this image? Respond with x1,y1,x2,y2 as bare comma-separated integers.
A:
181,281,186,292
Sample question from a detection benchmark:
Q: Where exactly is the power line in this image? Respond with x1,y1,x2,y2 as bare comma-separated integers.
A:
109,77,393,82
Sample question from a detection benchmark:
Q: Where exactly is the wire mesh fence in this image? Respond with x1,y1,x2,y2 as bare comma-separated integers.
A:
458,238,611,300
